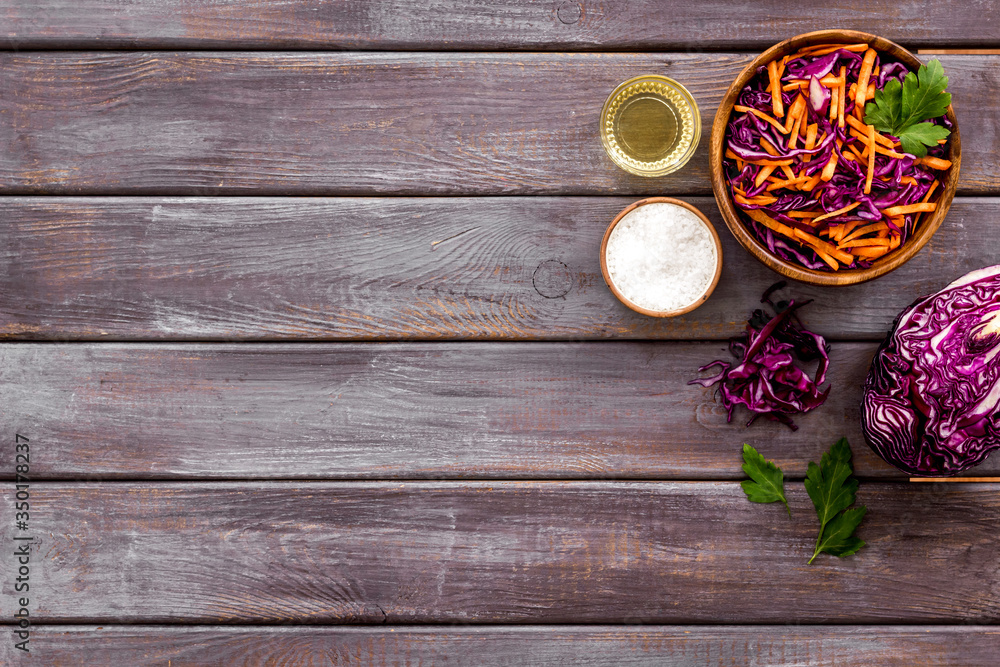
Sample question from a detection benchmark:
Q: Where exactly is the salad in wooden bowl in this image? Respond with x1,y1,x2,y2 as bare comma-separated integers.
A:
710,30,961,286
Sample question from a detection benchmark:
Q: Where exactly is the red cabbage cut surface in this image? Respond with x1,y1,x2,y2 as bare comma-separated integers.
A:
862,265,1000,475
690,283,831,430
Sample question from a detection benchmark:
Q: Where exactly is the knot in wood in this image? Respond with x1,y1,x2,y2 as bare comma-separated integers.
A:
557,2,583,24
533,260,573,298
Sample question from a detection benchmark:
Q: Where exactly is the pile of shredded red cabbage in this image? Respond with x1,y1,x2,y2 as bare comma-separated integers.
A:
689,283,830,430
724,47,951,271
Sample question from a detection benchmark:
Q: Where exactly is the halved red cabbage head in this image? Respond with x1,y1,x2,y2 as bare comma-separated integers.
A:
862,265,1000,475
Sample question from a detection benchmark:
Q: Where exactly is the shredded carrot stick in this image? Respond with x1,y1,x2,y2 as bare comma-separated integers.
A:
846,115,894,147
782,81,808,91
768,60,784,118
804,123,818,148
766,175,811,191
734,106,790,134
820,152,839,181
786,210,822,218
746,158,795,167
759,137,780,156
785,94,807,132
889,234,901,250
881,202,937,217
743,208,797,240
918,156,952,170
780,164,796,181
794,229,855,265
911,180,940,230
900,175,919,186
788,116,802,149
754,165,776,188
835,220,862,242
725,149,740,160
806,43,870,57
873,144,907,159
816,73,840,87
801,123,818,162
865,123,876,194
838,66,847,128
853,246,890,259
813,248,840,270
856,48,877,115
813,201,861,224
842,238,893,248
735,193,779,207
847,143,866,161
829,85,839,122
921,179,940,203
776,55,788,81
801,173,822,191
840,222,888,245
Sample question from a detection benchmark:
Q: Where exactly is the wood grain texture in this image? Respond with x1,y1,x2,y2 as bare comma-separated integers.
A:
0,54,996,195
4,341,999,480
2,197,998,341
3,1,999,50
3,481,1000,623
6,626,1000,666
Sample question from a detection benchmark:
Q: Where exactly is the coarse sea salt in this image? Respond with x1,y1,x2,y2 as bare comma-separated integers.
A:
605,202,718,313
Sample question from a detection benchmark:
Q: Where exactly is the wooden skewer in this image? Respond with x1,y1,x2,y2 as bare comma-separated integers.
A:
917,49,1000,55
910,477,1000,483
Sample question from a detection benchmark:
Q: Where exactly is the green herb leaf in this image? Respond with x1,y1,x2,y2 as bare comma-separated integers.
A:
900,59,951,129
740,443,790,516
898,122,951,158
804,437,866,564
863,77,902,132
815,507,867,558
863,59,951,158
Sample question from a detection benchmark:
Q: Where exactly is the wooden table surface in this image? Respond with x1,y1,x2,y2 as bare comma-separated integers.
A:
2,2,1000,664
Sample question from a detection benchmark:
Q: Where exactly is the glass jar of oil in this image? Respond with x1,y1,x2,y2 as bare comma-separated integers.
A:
600,75,701,177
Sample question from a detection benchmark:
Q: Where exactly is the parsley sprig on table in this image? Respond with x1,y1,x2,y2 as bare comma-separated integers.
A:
804,437,867,564
739,439,867,564
740,444,790,515
863,59,951,158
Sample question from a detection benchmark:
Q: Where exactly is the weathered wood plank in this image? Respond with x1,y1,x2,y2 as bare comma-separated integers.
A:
2,197,997,341
3,341,998,480
0,54,995,195
3,481,999,623
6,626,1000,666
3,1,999,50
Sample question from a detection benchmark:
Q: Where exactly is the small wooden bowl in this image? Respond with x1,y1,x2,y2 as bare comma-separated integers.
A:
600,197,723,317
710,29,961,286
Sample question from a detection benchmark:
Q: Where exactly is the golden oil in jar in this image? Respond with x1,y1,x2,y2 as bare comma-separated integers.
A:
600,75,701,177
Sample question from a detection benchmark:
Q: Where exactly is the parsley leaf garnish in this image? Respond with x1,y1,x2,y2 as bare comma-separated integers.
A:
863,59,951,158
740,443,790,516
804,437,867,564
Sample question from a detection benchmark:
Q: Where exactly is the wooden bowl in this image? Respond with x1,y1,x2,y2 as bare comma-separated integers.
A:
709,29,961,286
599,197,723,317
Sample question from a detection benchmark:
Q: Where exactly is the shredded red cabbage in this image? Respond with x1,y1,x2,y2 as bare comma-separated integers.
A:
724,47,952,271
689,282,831,430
